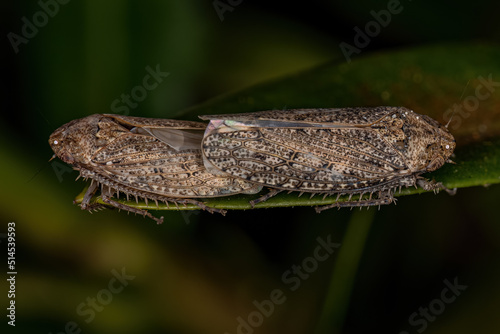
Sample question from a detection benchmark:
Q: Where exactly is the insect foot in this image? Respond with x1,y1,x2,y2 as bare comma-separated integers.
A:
200,107,456,212
49,114,261,223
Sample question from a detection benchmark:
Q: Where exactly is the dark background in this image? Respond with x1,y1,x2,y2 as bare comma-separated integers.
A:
1,1,499,333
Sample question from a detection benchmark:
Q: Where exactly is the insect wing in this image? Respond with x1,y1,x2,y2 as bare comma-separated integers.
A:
104,114,206,130
104,113,205,150
90,115,260,198
201,108,411,193
199,107,397,127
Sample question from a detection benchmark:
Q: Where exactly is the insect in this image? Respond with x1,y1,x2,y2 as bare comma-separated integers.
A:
200,107,457,211
49,114,261,223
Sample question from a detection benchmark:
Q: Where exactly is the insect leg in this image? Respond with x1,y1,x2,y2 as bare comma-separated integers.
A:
249,188,283,207
315,191,394,213
78,180,108,212
416,178,457,195
177,199,228,216
100,192,164,224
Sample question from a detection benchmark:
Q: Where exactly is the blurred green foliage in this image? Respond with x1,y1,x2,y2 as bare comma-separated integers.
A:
1,1,500,334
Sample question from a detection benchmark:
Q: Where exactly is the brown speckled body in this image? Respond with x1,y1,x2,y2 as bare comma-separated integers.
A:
200,107,456,210
49,114,261,223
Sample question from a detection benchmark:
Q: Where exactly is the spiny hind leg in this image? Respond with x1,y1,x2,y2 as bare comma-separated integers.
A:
100,193,164,224
179,198,227,216
100,195,227,223
249,188,283,207
315,191,394,213
416,177,457,195
78,182,226,221
76,182,163,223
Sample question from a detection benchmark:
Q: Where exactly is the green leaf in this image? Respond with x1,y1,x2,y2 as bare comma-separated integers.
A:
75,43,500,212
314,209,375,334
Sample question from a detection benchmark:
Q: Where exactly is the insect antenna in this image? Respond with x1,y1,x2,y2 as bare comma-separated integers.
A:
28,113,58,182
26,158,52,183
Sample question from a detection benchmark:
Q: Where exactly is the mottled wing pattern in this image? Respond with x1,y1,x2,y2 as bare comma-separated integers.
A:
202,108,413,193
90,116,260,198
104,114,207,130
199,107,397,126
105,114,205,150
